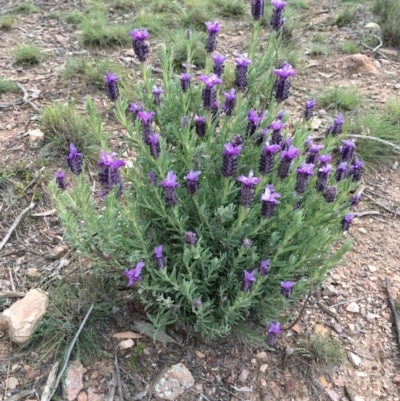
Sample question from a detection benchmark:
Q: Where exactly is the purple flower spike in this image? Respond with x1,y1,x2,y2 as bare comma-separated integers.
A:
159,171,180,205
281,281,295,298
138,110,156,143
148,171,156,186
295,163,315,194
124,262,145,286
67,143,82,175
184,231,198,245
251,0,265,20
234,55,252,90
130,29,149,62
350,193,362,207
269,119,285,145
104,72,119,102
306,140,324,164
247,109,266,137
237,171,260,208
259,143,281,175
323,186,337,203
304,99,316,121
184,170,201,195
55,171,66,190
318,154,332,165
242,269,257,292
193,298,202,308
266,322,283,347
340,139,356,162
205,21,220,53
180,73,191,92
129,102,142,122
276,110,286,120
259,259,270,276
350,158,364,182
153,86,164,106
222,88,236,117
342,213,355,231
194,115,206,137
222,143,242,177
212,53,227,77
326,114,345,137
273,62,296,103
336,161,347,182
270,0,287,30
154,245,166,269
198,74,222,110
278,145,300,179
147,134,161,159
281,137,292,151
261,186,281,218
182,115,189,128
98,151,125,197
242,238,252,248
316,164,332,192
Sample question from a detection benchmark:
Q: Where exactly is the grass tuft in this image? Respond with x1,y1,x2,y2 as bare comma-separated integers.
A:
0,14,15,30
13,44,43,65
0,77,18,94
130,10,172,36
334,6,357,27
109,0,138,11
214,0,247,17
372,0,400,46
63,10,85,24
317,87,363,111
11,2,38,14
308,43,329,56
182,4,217,31
277,46,301,68
339,40,359,54
385,97,400,123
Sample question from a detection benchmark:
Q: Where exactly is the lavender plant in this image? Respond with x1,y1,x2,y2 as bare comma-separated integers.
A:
50,3,358,343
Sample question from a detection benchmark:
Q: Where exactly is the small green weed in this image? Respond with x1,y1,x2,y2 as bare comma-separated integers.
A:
0,14,15,30
13,44,43,65
339,40,359,54
63,10,85,24
0,77,18,94
312,34,325,43
150,0,181,14
335,6,357,27
181,3,217,31
84,59,126,88
60,57,91,80
127,342,145,369
385,97,400,123
373,0,400,46
130,10,172,36
277,46,301,68
289,0,308,9
108,0,138,11
362,35,381,48
214,0,246,17
11,2,38,14
317,87,363,111
308,43,329,56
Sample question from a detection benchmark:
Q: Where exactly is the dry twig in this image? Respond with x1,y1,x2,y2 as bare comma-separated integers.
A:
363,193,397,215
385,278,400,351
353,210,380,217
115,352,124,401
40,361,60,401
24,166,45,193
0,291,25,299
5,390,34,401
283,285,313,331
344,384,356,401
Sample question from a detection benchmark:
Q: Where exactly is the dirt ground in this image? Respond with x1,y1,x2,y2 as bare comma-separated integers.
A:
1,0,400,400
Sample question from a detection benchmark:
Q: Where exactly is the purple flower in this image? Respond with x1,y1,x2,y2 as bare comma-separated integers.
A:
350,158,364,182
280,137,292,151
304,99,316,121
237,171,261,207
273,62,295,103
138,110,156,143
104,72,119,102
148,171,156,186
278,145,300,179
350,193,362,207
306,140,324,164
130,29,149,62
154,245,165,269
159,171,180,206
336,161,347,182
323,186,337,203
266,322,283,347
124,262,145,286
242,269,257,292
251,0,264,20
326,114,344,137
281,281,295,298
212,53,227,77
295,163,314,194
153,86,164,106
184,170,201,195
261,186,281,218
234,55,252,90
259,259,270,276
147,134,161,159
318,154,332,165
222,88,236,116
247,109,266,136
194,115,206,137
184,231,198,245
269,119,285,145
242,238,252,248
182,115,189,128
193,298,202,308
342,213,354,231
67,143,82,175
98,151,125,196
198,74,222,110
340,139,356,162
276,110,286,120
316,164,332,192
205,21,220,53
55,171,66,190
270,0,287,30
129,102,142,122
180,73,191,92
231,134,244,147
222,143,242,177
260,143,281,175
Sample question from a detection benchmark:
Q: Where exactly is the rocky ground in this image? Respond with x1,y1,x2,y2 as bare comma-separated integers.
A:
1,0,400,400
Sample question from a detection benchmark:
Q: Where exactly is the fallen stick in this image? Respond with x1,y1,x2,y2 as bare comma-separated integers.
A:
15,82,41,113
363,193,397,215
283,285,313,331
48,304,95,400
5,390,34,401
348,134,400,152
0,291,25,299
31,209,57,217
385,278,400,351
40,361,60,401
0,202,35,251
344,385,356,401
24,166,45,193
329,297,366,308
353,210,380,217
115,352,124,401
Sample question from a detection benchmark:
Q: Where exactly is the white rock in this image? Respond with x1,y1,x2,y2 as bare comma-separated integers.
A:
6,377,19,389
28,129,45,149
346,302,360,313
311,118,322,130
65,361,85,401
153,363,194,400
255,351,268,362
2,289,48,344
259,364,268,373
239,368,249,383
363,22,381,32
368,265,377,272
349,352,361,367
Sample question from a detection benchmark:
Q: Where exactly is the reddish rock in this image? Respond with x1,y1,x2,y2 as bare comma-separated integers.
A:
65,361,85,401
